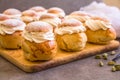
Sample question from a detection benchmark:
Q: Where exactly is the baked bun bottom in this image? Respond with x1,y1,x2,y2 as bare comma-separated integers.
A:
0,31,23,49
22,40,57,61
56,33,87,52
86,28,116,44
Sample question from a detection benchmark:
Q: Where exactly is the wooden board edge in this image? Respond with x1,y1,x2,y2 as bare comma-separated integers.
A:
0,40,119,72
29,40,120,72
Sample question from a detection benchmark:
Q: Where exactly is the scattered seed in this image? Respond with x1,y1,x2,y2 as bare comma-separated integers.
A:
102,53,108,57
102,53,108,60
110,51,116,55
95,55,102,59
107,61,116,66
114,65,120,71
99,61,104,67
111,66,116,72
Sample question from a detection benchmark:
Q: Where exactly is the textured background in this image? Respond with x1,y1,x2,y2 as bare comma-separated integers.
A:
0,0,101,14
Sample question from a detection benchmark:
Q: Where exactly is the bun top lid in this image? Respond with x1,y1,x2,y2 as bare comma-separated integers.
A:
47,7,65,18
22,10,38,17
59,18,83,27
3,8,21,15
25,21,53,32
1,19,25,28
30,6,46,12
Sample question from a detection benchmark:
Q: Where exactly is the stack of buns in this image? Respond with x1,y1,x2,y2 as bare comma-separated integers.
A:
0,6,116,61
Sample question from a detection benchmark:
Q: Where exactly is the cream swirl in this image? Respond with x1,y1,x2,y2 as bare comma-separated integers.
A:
85,19,112,31
21,16,39,23
41,17,61,28
55,26,86,35
0,19,26,35
7,14,21,20
66,15,90,22
22,30,54,43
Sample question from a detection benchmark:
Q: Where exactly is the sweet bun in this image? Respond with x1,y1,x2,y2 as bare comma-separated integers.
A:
0,19,26,49
22,21,57,61
55,19,87,51
39,13,61,31
21,10,39,24
47,7,65,19
85,16,116,44
3,8,21,19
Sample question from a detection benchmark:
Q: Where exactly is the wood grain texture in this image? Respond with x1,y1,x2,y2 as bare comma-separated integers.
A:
0,40,119,72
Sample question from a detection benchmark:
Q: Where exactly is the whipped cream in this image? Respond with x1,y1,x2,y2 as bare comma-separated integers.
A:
21,16,39,23
7,14,21,20
55,26,86,35
41,18,61,28
66,15,90,22
85,19,112,31
22,30,55,43
55,12,65,18
0,22,26,35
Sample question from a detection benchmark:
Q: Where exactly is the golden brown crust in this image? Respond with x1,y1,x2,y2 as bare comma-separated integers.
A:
25,21,53,32
56,33,87,51
86,28,116,44
3,8,21,15
0,31,23,49
22,39,57,61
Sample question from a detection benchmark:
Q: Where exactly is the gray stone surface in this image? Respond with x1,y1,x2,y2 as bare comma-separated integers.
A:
0,0,101,14
0,48,120,80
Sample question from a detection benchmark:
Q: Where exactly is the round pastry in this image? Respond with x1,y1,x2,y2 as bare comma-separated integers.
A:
39,13,61,31
21,10,39,24
22,21,57,61
0,19,26,49
3,8,21,19
47,7,65,19
66,11,91,23
55,19,87,51
85,16,116,44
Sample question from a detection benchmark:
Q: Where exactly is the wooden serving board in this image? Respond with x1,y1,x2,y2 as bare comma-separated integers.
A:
0,40,119,72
